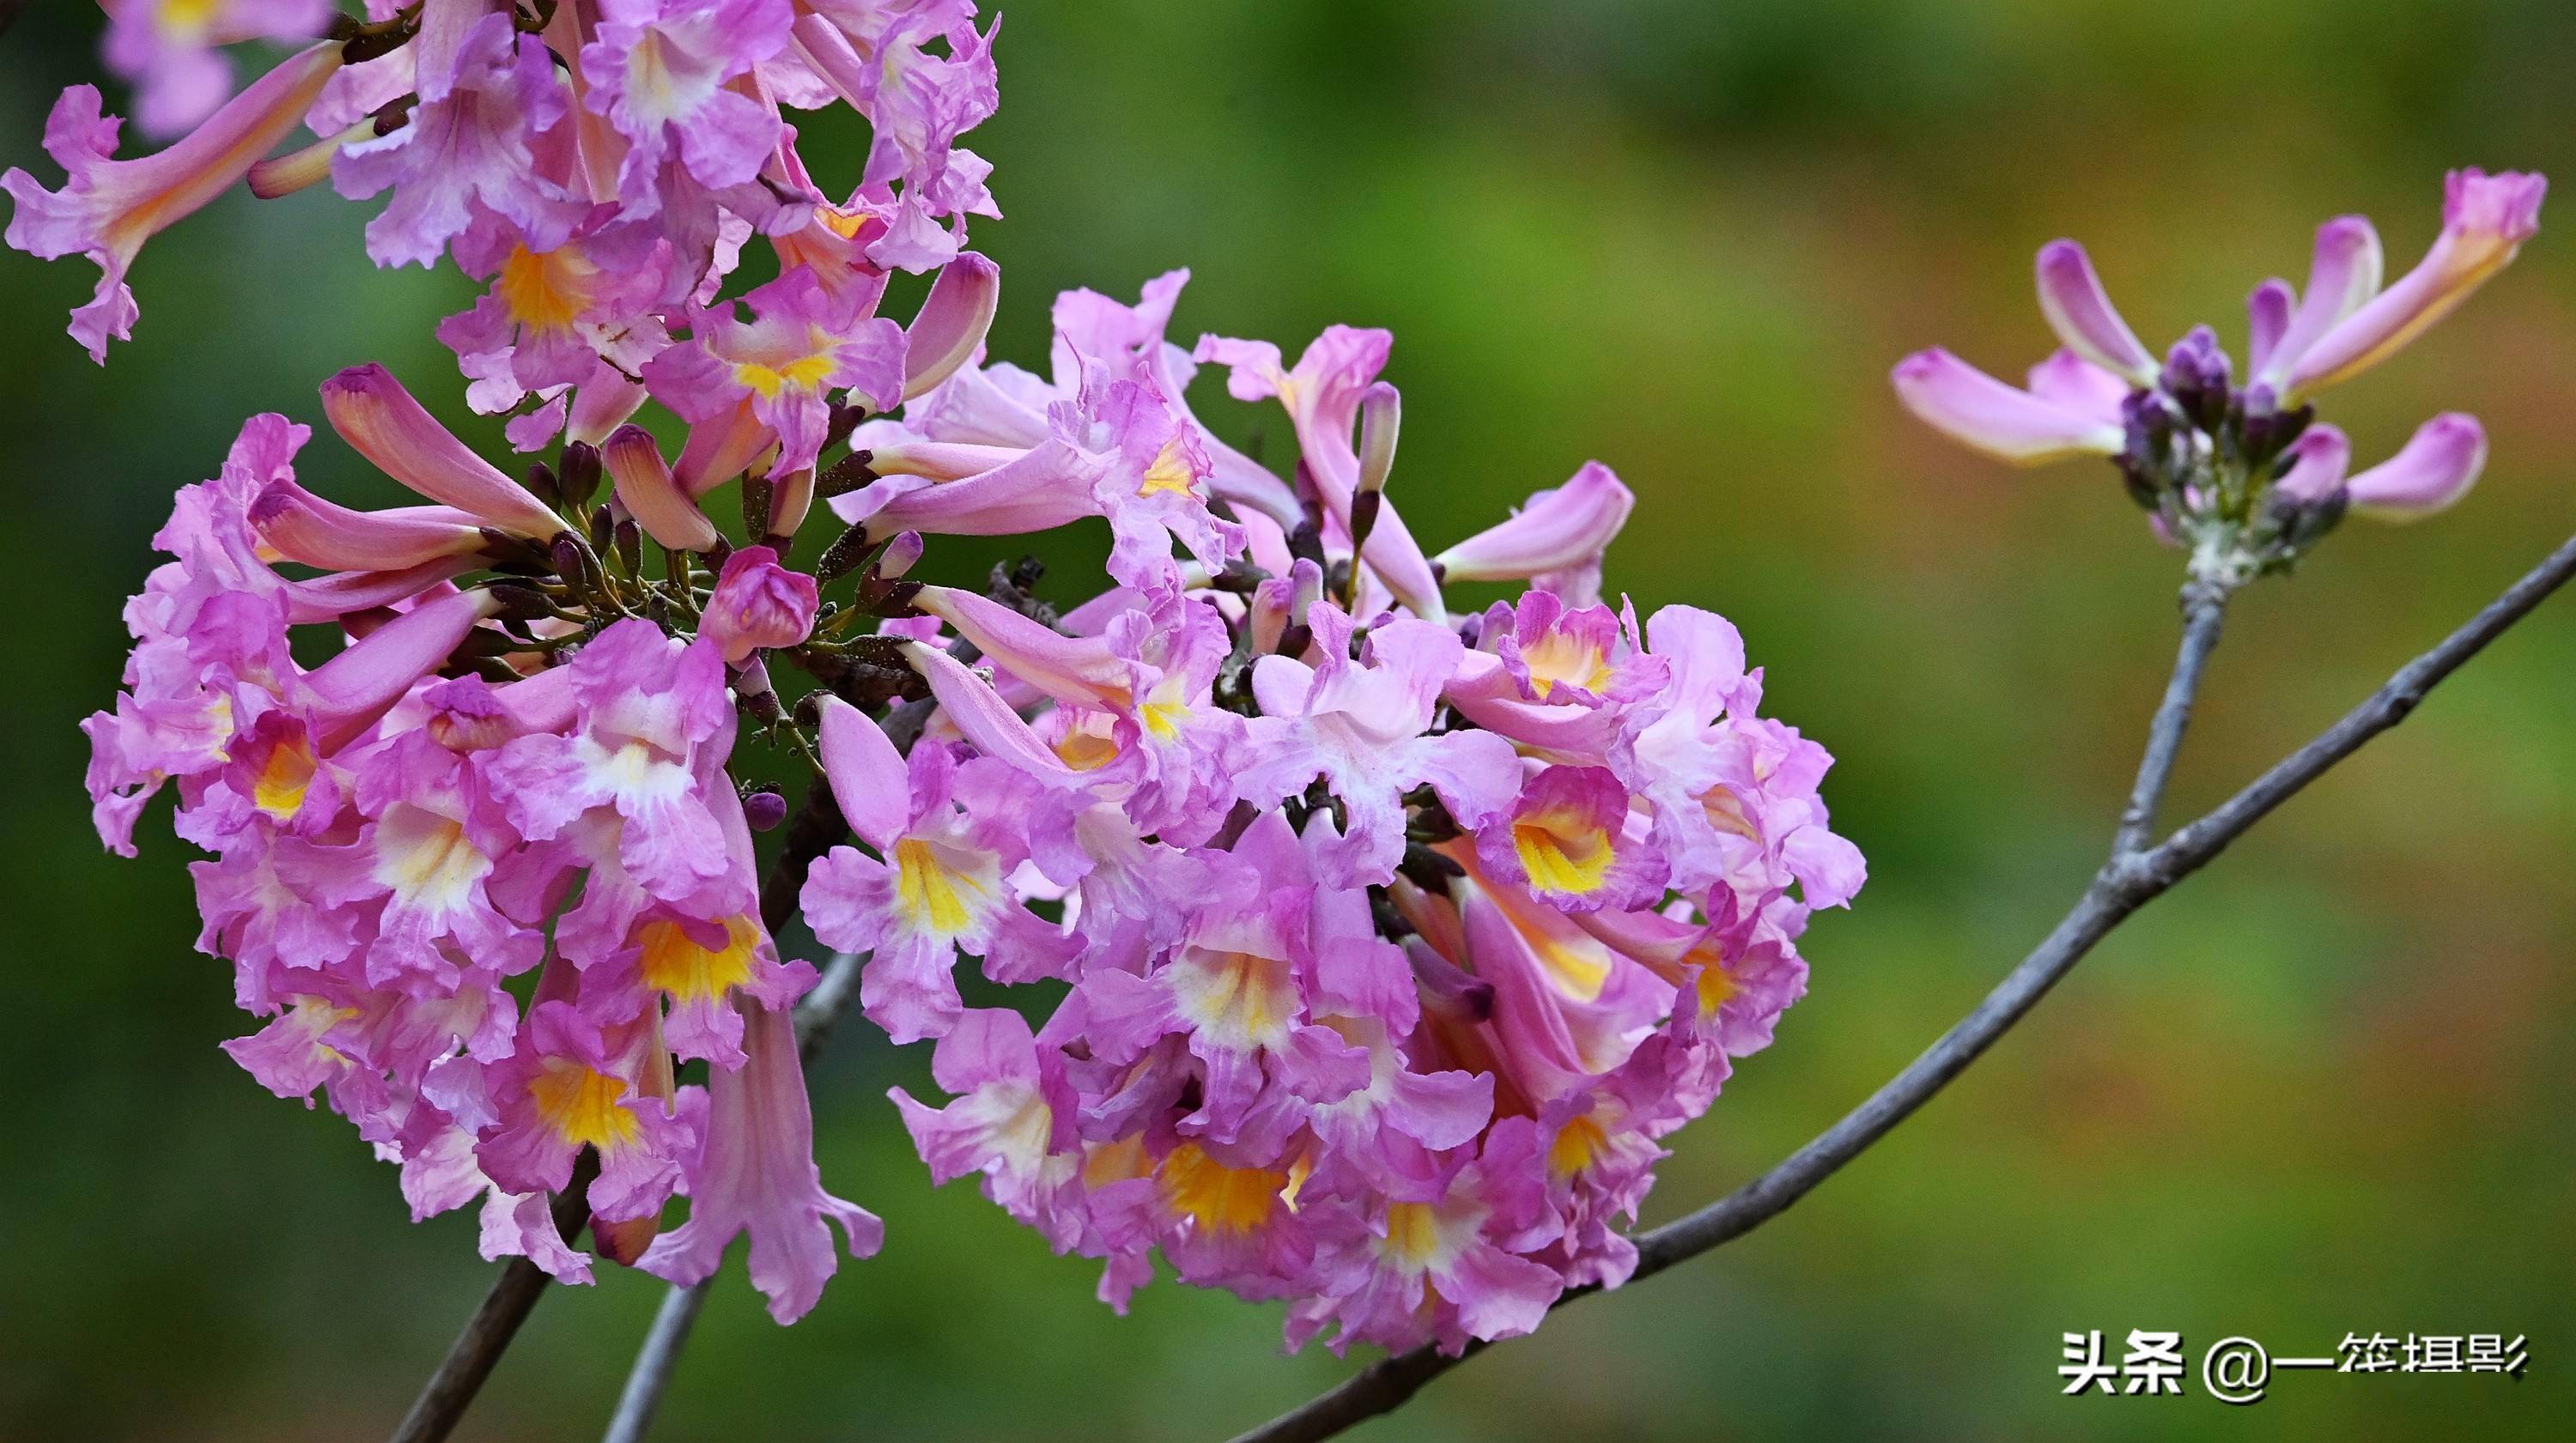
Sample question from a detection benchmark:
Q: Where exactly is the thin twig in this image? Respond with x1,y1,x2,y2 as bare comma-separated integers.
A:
1224,530,2576,1443
598,1276,711,1443
2114,578,2231,856
602,946,870,1443
390,1153,598,1443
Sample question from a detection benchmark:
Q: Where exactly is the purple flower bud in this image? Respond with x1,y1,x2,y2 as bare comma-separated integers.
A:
702,546,820,665
743,788,790,832
2158,325,2234,431
1356,382,1400,498
2245,279,2294,376
878,530,925,580
902,252,1000,402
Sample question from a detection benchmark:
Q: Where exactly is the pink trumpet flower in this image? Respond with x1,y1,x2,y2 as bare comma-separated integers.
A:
4,43,344,361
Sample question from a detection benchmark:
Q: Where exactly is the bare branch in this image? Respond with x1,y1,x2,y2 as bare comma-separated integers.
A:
1224,529,2576,1443
600,1281,712,1443
2114,579,2231,856
2143,529,2576,889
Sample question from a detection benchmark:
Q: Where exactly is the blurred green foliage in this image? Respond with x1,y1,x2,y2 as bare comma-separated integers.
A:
4,1,2573,1439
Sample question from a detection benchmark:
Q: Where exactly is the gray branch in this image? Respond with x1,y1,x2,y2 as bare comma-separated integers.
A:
1224,529,2576,1443
2115,579,2231,856
599,1269,712,1443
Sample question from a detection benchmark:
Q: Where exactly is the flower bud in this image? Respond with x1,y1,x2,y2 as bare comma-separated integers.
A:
322,364,565,537
902,252,1000,401
422,676,521,753
601,424,721,552
1355,382,1400,500
248,118,373,199
1404,937,1494,1023
702,547,821,665
568,373,649,447
744,787,789,832
876,531,925,580
248,479,485,571
2157,326,2233,434
557,440,604,512
768,467,816,541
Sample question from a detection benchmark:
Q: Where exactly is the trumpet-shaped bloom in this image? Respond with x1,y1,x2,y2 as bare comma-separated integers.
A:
638,999,883,1321
4,45,343,360
647,265,907,477
333,9,580,269
489,621,738,905
890,1007,1089,1249
581,0,794,216
801,700,1078,1043
440,211,674,407
477,1000,691,1221
105,0,336,138
1238,608,1520,887
1475,766,1667,913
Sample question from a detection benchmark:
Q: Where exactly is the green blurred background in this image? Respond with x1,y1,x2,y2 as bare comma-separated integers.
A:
5,1,2573,1438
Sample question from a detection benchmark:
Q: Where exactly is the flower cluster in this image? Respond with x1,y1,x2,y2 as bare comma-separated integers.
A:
8,0,999,389
1893,169,2547,579
85,397,873,1319
833,273,1863,1353
54,1,1864,1351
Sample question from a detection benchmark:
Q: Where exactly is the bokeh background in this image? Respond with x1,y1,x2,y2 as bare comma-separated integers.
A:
6,1,2574,1439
